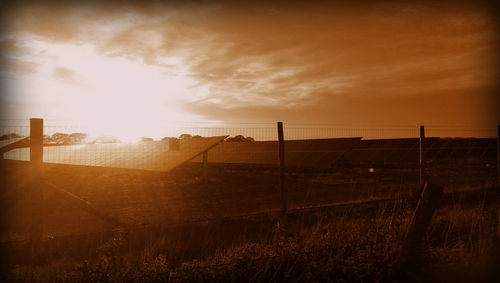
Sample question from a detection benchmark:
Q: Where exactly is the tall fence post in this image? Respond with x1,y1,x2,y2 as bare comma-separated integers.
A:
277,122,286,215
419,125,425,186
497,125,499,185
29,118,44,262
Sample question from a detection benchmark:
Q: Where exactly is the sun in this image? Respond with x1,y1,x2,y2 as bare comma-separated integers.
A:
17,41,209,141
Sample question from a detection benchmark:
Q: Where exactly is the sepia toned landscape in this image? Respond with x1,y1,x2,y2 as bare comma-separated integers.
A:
1,0,500,282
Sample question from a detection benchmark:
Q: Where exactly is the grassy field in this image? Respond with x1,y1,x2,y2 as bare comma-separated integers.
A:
1,158,499,281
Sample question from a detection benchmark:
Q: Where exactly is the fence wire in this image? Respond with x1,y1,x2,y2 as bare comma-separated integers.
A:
0,119,498,242
1,121,499,282
1,120,497,186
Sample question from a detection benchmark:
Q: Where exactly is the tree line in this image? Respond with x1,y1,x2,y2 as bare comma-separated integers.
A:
0,132,255,144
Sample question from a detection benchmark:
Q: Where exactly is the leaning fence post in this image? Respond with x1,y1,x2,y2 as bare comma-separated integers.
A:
399,183,443,275
419,125,425,186
483,206,500,281
29,118,44,262
277,122,286,215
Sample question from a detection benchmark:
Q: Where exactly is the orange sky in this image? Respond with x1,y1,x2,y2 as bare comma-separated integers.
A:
0,0,499,138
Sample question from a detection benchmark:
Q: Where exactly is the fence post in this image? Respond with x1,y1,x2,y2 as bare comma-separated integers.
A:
497,125,499,185
497,207,500,238
483,205,500,281
29,118,44,262
277,122,286,215
202,150,208,181
419,125,425,186
399,183,443,275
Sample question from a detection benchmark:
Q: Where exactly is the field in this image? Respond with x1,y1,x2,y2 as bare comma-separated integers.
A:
1,137,499,282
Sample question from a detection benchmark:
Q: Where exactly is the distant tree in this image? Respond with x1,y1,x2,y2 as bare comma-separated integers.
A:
141,137,154,142
226,135,255,142
90,136,121,144
44,132,88,144
179,134,193,139
69,133,88,144
50,133,70,144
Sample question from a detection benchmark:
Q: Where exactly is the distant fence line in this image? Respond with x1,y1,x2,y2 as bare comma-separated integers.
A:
1,119,499,196
1,120,499,173
1,119,498,140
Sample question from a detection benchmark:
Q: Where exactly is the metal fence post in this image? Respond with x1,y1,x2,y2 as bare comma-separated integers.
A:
419,125,425,186
277,122,286,215
29,118,44,262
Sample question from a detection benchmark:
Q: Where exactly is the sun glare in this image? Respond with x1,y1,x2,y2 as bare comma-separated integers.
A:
13,41,210,141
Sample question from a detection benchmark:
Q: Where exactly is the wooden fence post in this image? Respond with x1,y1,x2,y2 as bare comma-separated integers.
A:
202,150,208,181
419,125,425,186
497,207,500,239
497,125,499,185
29,118,44,262
277,122,286,215
399,183,443,275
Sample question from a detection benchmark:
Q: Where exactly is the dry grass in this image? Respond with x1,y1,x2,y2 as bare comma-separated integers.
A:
2,160,498,281
4,190,498,282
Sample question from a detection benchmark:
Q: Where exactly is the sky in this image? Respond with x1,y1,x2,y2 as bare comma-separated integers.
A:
0,0,499,139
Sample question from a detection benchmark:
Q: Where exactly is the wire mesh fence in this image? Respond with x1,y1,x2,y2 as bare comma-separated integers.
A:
1,119,499,281
1,120,498,186
1,119,497,227
0,120,497,190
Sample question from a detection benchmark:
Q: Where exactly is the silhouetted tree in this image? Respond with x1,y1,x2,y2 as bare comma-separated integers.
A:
69,133,88,144
50,133,70,144
226,135,255,142
89,136,121,144
44,132,88,144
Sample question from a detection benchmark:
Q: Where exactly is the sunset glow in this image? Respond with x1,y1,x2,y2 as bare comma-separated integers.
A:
2,39,214,140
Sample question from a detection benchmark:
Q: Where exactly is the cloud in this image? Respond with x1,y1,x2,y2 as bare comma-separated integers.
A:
184,84,499,128
0,55,39,75
52,67,76,83
0,38,40,75
1,0,498,126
